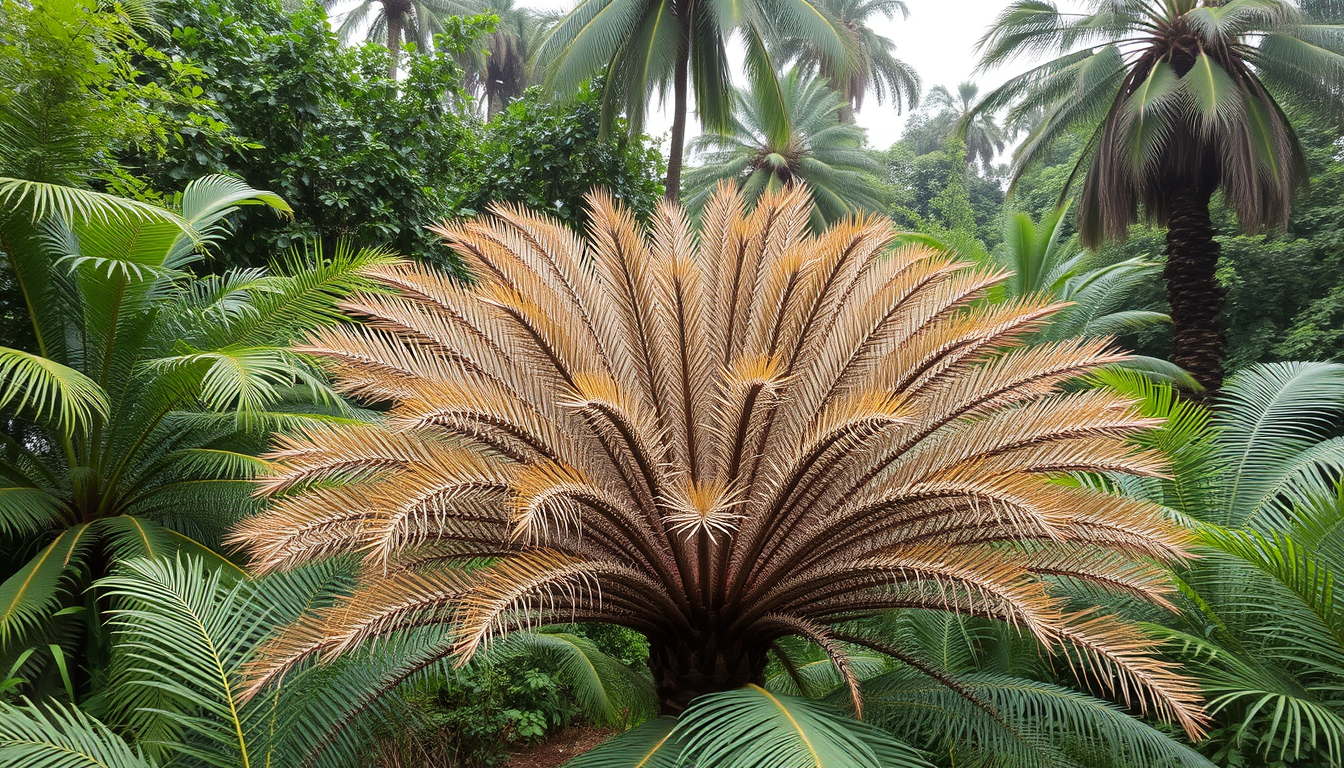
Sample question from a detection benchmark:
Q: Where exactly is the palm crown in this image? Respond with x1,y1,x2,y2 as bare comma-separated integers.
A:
775,0,921,121
971,0,1344,391
443,0,540,118
535,0,851,197
929,81,1008,174
235,186,1207,755
684,70,883,228
327,0,456,75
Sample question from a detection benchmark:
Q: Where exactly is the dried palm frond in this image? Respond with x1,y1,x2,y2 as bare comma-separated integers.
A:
233,185,1206,736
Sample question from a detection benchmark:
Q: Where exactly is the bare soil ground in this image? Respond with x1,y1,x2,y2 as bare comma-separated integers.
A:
505,726,615,768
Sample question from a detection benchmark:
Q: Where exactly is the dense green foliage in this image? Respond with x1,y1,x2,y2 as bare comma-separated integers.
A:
465,82,665,227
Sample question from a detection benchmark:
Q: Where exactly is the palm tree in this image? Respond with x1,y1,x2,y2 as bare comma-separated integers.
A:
929,82,1007,174
0,175,389,691
536,0,851,199
775,0,921,123
442,0,539,118
232,186,1208,763
325,0,456,77
971,0,1344,393
684,70,883,228
1101,362,1344,765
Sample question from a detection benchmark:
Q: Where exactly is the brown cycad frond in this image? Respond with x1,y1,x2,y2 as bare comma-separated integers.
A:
238,185,1205,732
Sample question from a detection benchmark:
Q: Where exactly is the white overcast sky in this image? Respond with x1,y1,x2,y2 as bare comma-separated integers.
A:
518,0,1032,150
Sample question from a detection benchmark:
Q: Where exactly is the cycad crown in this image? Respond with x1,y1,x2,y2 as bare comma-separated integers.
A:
234,186,1205,735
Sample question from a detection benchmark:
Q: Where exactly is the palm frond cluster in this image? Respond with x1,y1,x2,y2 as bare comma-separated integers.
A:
235,186,1207,742
685,70,883,228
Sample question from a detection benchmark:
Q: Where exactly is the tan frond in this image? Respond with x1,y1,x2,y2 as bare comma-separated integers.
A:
360,448,513,566
1024,546,1179,611
239,566,477,700
256,422,455,496
663,480,744,543
229,486,380,574
1052,611,1209,739
758,613,865,716
453,549,671,661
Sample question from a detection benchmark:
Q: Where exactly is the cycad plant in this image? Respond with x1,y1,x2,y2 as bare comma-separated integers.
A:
1104,362,1344,765
0,175,388,691
996,204,1172,344
972,0,1344,391
774,0,921,122
684,70,883,228
234,186,1207,763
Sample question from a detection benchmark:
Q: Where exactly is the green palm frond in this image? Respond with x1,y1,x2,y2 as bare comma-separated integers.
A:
0,347,109,436
766,647,889,699
1215,362,1344,528
674,685,931,768
266,627,455,768
0,697,153,768
0,487,67,539
0,178,191,232
685,68,880,224
991,205,1171,348
98,516,246,578
1157,623,1344,765
168,175,292,266
860,669,1217,768
212,243,398,348
773,0,920,117
99,556,352,768
99,557,262,768
0,525,95,651
144,347,339,428
563,716,682,768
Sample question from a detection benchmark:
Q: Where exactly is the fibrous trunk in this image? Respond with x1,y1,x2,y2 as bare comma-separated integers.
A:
386,10,403,79
663,20,691,201
1164,186,1225,394
647,635,768,715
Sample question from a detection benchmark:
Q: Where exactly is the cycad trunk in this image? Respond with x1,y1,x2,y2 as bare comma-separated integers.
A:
648,634,769,715
1164,186,1225,394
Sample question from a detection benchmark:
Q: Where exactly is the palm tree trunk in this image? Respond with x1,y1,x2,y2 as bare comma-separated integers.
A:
1164,186,1225,394
664,22,692,201
386,11,403,79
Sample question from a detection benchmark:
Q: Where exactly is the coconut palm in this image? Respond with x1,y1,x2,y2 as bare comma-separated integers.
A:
929,82,1008,174
0,175,390,691
684,70,883,228
536,0,851,199
325,0,457,77
442,0,539,118
775,0,921,122
232,186,1208,764
971,0,1344,393
1101,362,1344,765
